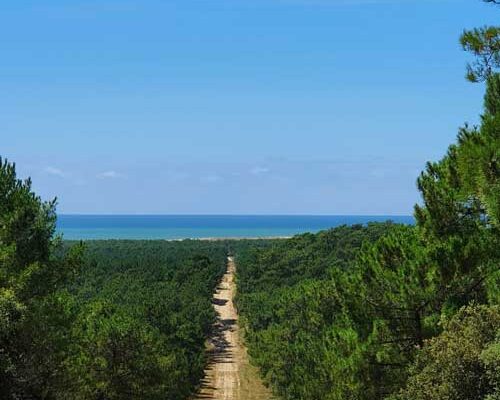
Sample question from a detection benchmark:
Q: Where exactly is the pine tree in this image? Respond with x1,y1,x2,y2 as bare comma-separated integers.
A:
0,158,83,398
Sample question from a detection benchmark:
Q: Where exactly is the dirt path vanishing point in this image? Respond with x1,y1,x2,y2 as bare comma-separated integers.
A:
194,256,273,400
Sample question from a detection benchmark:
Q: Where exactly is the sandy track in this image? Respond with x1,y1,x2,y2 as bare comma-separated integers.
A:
193,256,272,400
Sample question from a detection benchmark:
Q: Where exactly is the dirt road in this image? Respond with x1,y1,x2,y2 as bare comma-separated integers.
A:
194,256,273,400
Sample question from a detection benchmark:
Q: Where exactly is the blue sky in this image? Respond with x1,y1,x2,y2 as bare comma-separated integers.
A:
1,0,496,214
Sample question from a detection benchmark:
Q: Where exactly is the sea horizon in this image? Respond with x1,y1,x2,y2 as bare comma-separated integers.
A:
57,214,415,240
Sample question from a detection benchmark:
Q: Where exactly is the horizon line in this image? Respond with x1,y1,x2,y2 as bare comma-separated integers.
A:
58,213,414,217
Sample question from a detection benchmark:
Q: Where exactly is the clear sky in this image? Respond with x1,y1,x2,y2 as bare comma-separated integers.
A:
1,0,496,215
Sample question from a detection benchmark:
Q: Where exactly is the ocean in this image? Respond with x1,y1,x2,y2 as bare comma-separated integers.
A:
57,215,415,240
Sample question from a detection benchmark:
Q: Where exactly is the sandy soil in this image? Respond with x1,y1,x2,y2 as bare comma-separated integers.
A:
193,257,273,400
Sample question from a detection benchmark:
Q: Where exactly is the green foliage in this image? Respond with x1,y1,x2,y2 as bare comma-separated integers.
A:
0,158,83,398
460,1,500,82
352,226,440,397
235,215,489,399
391,304,500,400
235,223,396,400
359,57,499,398
481,337,500,400
454,78,500,229
236,223,393,295
67,301,178,400
64,240,227,399
485,73,500,115
461,26,500,82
